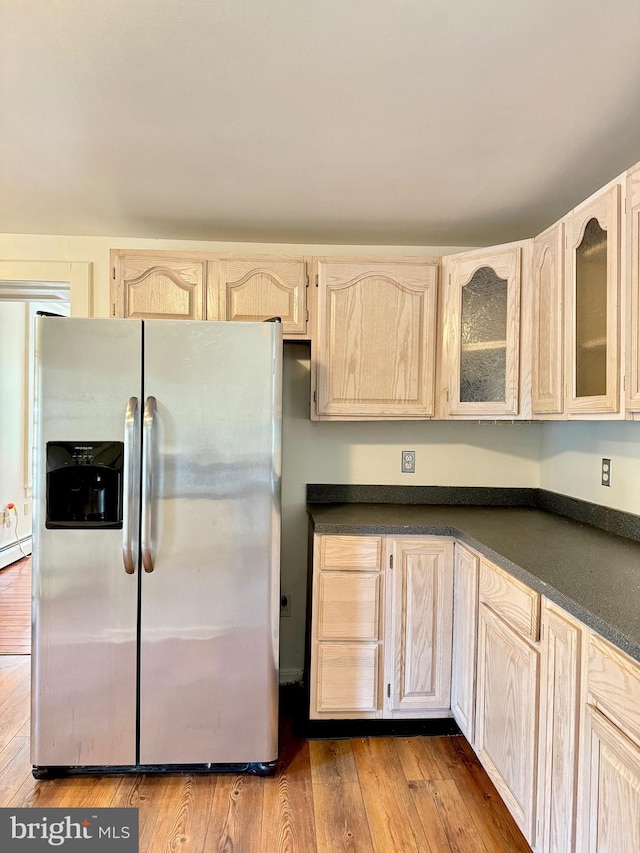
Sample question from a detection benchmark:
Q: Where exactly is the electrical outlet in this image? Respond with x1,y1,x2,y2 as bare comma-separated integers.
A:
402,450,416,474
23,503,29,516
0,511,5,525
601,458,611,486
280,592,292,617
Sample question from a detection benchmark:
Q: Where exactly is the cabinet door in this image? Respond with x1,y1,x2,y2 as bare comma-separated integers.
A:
442,243,522,417
450,543,479,743
388,538,453,714
111,252,206,319
532,221,565,416
537,601,582,853
579,706,640,853
566,182,621,414
314,258,438,419
627,164,640,411
476,604,539,844
310,535,384,720
210,257,308,336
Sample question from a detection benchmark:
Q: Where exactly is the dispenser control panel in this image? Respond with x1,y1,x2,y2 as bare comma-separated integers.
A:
45,441,124,529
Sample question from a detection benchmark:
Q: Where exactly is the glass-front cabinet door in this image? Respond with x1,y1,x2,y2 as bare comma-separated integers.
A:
442,244,524,417
566,182,621,415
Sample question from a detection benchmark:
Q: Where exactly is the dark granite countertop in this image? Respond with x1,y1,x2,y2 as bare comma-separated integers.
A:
308,502,640,663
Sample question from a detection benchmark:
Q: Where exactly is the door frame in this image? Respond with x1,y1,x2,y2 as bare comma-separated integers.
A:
0,260,92,316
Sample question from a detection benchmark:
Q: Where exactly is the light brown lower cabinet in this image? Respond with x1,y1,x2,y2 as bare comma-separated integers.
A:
576,633,640,852
450,543,480,742
387,537,454,715
309,534,453,720
475,602,540,845
536,600,583,853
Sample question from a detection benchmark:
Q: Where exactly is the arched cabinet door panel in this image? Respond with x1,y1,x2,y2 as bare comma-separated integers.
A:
210,257,308,336
111,253,206,320
314,258,439,420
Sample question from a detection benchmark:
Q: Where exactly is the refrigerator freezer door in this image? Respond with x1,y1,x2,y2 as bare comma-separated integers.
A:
139,321,282,765
32,318,141,767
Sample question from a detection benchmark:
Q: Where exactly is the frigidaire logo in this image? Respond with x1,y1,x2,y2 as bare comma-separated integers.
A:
0,808,138,851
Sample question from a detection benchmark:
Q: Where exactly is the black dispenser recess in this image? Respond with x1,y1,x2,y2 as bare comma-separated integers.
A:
46,441,124,529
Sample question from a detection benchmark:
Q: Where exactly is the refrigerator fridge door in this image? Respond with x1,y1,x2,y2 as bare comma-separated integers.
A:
139,320,282,765
32,318,141,767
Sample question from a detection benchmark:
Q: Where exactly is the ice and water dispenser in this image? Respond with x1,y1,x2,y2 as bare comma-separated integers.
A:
45,441,124,529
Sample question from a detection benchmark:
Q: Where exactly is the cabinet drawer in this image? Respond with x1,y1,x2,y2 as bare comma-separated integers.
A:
316,643,380,713
318,535,382,571
588,633,640,745
317,572,381,641
479,559,540,641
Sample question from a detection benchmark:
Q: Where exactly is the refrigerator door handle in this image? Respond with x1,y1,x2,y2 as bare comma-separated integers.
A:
122,396,139,575
141,395,157,573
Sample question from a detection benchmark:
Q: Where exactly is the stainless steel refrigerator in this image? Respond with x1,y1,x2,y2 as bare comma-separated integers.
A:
31,317,282,778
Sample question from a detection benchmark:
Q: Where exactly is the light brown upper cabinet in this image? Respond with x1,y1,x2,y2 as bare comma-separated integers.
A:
111,250,310,338
111,252,206,320
207,256,309,336
566,179,622,415
440,241,532,418
532,221,565,417
627,163,640,413
313,258,439,420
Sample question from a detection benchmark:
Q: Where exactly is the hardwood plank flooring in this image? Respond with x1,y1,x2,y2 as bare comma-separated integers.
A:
0,556,31,654
0,656,532,851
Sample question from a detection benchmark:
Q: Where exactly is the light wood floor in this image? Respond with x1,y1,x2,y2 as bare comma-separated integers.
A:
0,556,31,654
0,556,531,852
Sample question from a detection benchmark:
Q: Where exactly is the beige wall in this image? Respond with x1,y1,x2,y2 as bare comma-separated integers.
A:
540,422,640,515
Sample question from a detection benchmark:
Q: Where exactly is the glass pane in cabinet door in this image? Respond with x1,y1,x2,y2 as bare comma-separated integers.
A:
575,218,607,398
460,267,508,403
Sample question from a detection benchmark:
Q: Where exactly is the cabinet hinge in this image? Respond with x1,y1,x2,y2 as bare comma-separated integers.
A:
313,390,317,403
315,274,319,287
387,683,391,699
306,308,309,322
112,266,116,280
306,273,309,288
111,302,116,317
390,554,393,569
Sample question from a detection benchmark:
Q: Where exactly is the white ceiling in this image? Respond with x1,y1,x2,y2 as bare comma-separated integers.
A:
1,0,640,246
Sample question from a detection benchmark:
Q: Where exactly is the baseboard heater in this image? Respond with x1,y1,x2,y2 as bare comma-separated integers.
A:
0,536,32,570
